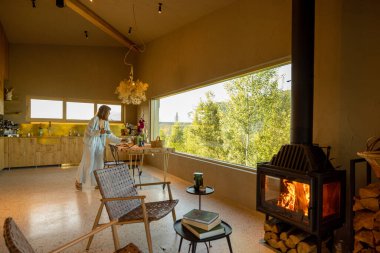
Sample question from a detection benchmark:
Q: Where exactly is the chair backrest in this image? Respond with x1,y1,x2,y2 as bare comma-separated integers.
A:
94,164,140,220
3,217,35,253
108,143,120,165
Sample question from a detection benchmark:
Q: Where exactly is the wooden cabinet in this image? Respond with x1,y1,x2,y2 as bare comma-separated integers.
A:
8,138,36,167
35,137,61,166
61,137,83,164
0,138,5,169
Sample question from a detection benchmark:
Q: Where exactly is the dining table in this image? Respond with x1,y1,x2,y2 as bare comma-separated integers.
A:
110,143,175,185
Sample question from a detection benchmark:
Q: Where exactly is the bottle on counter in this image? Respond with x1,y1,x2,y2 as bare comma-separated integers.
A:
38,124,43,137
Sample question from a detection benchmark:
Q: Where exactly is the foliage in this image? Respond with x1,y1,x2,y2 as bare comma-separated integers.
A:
160,67,291,168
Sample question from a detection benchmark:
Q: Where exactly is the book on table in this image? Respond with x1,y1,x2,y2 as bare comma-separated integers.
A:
183,209,219,224
182,217,221,231
182,222,225,239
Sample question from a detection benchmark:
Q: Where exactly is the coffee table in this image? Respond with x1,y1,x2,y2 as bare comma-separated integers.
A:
174,219,233,253
186,186,214,210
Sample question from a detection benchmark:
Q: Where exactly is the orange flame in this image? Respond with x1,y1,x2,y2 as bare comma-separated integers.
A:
277,179,310,216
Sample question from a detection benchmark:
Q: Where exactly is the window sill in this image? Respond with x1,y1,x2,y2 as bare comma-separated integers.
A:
170,151,258,174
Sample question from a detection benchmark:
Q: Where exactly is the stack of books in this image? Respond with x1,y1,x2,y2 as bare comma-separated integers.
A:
181,209,225,239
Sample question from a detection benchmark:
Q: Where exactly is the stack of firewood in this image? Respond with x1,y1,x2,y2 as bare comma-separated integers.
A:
353,182,380,252
263,218,330,253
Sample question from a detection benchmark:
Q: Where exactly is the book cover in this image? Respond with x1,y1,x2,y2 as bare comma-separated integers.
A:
182,222,225,239
182,217,221,231
183,209,219,224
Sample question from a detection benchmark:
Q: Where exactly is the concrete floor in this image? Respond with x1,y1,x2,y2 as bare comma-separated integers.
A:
0,165,272,253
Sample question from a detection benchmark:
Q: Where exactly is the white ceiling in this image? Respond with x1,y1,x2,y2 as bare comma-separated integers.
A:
0,0,237,48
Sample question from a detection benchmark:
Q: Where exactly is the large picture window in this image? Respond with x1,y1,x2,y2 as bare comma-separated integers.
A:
152,64,291,168
28,98,123,122
30,99,63,119
66,102,94,120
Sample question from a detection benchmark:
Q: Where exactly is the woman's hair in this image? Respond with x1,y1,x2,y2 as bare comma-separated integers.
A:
97,105,111,120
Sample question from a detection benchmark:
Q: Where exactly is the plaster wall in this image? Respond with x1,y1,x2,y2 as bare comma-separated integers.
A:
140,0,292,210
142,0,380,212
7,44,137,124
0,22,8,114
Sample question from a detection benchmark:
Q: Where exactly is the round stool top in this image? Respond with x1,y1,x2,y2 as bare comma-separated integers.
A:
186,186,214,195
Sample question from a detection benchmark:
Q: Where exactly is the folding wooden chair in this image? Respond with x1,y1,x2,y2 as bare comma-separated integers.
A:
86,164,179,253
3,217,141,253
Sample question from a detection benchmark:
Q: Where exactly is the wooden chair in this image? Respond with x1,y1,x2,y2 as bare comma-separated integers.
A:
3,217,141,253
105,143,143,186
86,164,179,253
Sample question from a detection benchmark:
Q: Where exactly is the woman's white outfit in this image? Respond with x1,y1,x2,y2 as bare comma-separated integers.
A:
76,116,121,188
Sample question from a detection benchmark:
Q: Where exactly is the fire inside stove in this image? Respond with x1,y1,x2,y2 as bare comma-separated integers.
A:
277,179,310,216
262,175,341,225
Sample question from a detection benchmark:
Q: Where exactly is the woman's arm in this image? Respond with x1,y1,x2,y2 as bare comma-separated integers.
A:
104,120,122,143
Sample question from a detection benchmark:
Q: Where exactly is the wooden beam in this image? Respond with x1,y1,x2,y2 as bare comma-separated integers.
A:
65,0,139,52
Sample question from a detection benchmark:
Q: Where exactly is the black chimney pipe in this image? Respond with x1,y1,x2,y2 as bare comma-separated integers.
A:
290,0,315,144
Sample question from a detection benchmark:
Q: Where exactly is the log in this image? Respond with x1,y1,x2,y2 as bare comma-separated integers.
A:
372,229,380,244
360,198,379,212
359,185,380,199
264,232,278,241
296,237,330,253
286,231,310,248
297,241,317,253
264,218,279,232
267,238,280,249
358,249,375,253
354,211,374,231
280,227,298,241
277,240,288,253
353,197,365,211
353,240,364,253
355,229,375,248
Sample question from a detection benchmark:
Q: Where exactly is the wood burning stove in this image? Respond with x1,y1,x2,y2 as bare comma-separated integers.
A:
256,144,346,236
256,1,347,251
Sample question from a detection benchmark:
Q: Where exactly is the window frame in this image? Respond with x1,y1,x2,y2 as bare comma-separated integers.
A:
150,61,291,170
26,96,124,123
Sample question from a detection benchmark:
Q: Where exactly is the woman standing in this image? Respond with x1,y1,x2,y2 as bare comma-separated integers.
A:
75,105,124,190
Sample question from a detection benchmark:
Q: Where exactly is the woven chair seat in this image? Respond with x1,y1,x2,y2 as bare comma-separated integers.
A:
3,217,35,253
119,200,179,222
115,243,142,253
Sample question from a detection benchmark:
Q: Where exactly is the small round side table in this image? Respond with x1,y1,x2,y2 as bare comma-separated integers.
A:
186,186,214,210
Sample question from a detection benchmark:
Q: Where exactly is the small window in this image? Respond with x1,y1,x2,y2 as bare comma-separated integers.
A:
97,104,122,122
30,99,63,119
66,102,94,120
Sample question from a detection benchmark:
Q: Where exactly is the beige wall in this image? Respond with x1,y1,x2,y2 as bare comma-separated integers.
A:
0,22,8,114
338,0,380,175
141,0,292,210
6,44,137,124
142,0,380,212
136,0,291,98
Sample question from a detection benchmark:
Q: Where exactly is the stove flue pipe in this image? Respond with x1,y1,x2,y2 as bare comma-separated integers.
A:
290,0,315,145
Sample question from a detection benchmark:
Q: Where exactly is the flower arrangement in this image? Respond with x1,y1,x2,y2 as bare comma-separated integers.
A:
115,78,148,105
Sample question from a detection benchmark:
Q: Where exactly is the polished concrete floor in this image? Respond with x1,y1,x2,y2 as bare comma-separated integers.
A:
0,165,272,253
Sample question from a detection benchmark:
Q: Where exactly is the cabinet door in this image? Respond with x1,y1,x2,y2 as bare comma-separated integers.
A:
0,138,4,169
35,151,61,166
8,138,36,167
61,137,83,164
35,138,61,166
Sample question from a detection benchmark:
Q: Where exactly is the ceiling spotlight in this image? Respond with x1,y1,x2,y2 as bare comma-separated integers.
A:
128,27,132,34
84,30,88,39
158,3,162,14
31,0,36,8
56,0,64,8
